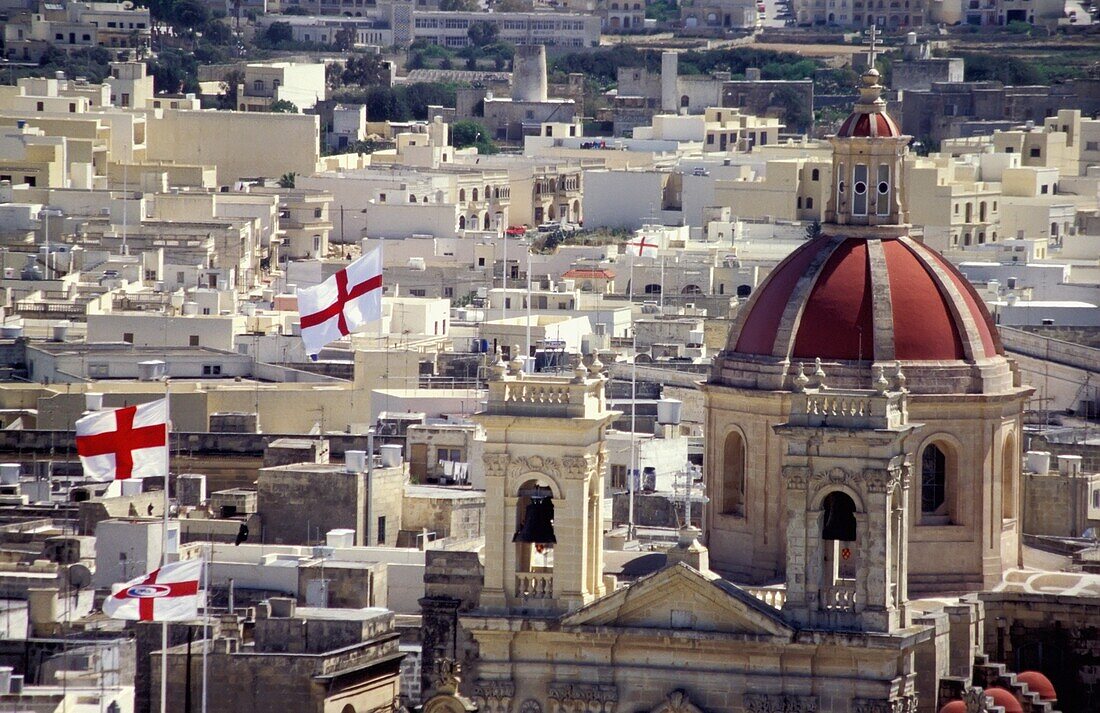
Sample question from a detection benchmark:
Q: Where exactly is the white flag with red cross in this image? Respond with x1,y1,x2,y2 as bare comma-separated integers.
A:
627,234,659,258
104,558,203,622
75,399,168,481
297,247,383,358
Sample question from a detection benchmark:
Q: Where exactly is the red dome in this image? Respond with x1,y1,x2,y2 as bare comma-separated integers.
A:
730,235,1001,362
937,701,966,713
986,688,1023,713
837,111,900,138
1017,671,1057,701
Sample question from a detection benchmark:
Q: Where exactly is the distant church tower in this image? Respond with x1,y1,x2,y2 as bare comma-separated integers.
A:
473,352,616,615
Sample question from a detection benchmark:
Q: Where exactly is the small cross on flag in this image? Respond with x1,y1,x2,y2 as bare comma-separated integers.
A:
104,558,203,622
75,399,168,481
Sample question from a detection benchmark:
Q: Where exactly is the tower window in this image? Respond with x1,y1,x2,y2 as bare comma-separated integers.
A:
721,430,746,516
876,164,890,217
821,491,857,542
852,164,868,216
920,443,948,517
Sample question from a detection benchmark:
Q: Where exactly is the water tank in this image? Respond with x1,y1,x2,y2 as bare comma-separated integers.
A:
1025,450,1050,474
657,398,682,425
138,360,166,382
327,529,355,548
51,321,70,342
0,325,23,339
0,464,19,485
688,330,704,345
408,257,426,271
345,450,367,472
85,392,104,411
379,444,402,467
181,301,199,316
1057,454,1083,477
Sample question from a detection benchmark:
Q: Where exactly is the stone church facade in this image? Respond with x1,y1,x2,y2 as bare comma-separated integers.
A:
418,61,1068,713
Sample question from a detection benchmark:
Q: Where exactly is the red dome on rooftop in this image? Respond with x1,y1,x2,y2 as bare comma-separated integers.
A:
986,688,1023,713
1017,671,1057,701
837,110,900,138
729,235,1002,363
937,701,966,713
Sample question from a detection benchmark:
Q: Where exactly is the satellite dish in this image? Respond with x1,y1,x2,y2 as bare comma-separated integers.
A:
67,564,92,591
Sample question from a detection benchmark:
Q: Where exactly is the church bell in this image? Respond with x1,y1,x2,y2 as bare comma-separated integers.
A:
821,492,857,542
513,495,556,545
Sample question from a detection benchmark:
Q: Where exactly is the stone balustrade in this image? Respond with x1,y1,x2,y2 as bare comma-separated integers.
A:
745,586,787,610
515,572,554,600
822,581,858,611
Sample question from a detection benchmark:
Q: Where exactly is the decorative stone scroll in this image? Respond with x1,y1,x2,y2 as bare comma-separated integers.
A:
547,682,618,713
852,697,917,713
742,693,818,713
651,690,704,713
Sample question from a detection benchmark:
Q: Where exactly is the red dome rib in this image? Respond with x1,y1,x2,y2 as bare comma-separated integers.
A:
792,239,874,360
883,240,966,360
986,688,1023,713
734,237,825,355
938,702,966,713
925,248,1001,358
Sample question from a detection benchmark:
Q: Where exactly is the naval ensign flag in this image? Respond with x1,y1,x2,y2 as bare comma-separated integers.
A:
104,558,203,622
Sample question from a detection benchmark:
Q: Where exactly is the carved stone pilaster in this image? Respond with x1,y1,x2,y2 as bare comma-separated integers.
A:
473,680,515,713
547,682,618,713
742,694,818,713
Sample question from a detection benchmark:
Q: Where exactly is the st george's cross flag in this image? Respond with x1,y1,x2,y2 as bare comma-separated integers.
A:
628,234,659,258
75,399,168,481
297,247,383,358
104,558,203,622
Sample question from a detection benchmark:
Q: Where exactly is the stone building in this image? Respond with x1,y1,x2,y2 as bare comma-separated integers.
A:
418,60,1076,713
704,63,1032,595
257,455,405,547
156,598,403,713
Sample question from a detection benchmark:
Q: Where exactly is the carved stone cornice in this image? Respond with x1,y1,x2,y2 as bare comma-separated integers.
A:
742,694,818,713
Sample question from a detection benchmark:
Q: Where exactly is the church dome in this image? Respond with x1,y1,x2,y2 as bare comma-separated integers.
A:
727,234,1002,363
1017,671,1057,701
937,701,966,713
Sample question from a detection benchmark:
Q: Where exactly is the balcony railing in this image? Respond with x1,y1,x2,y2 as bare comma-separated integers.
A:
822,581,857,611
515,572,554,600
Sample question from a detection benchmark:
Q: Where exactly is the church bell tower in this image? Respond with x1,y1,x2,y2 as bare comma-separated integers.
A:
473,351,618,615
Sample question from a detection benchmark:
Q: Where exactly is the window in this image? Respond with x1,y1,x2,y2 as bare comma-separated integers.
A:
920,443,947,516
88,363,109,378
202,364,222,375
1040,184,1049,195
1002,434,1016,520
176,271,185,283
253,80,264,91
377,516,386,544
722,430,746,515
610,464,627,490
123,332,134,344
1029,147,1041,158
36,102,44,112
478,257,485,267
811,168,820,181
852,164,868,216
1086,141,1100,151
314,207,323,218
876,164,890,216
438,448,462,464
189,335,200,346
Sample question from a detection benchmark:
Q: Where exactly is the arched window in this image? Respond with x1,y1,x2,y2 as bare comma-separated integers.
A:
472,188,479,202
821,491,857,542
643,284,662,295
514,481,555,599
342,706,356,713
459,189,466,202
483,213,491,230
680,95,690,108
806,196,814,209
722,431,745,515
458,215,466,230
811,168,820,181
681,284,702,295
1002,433,1017,520
920,443,949,521
736,284,752,298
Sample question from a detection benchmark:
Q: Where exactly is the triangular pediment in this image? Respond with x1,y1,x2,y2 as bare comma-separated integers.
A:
562,563,793,638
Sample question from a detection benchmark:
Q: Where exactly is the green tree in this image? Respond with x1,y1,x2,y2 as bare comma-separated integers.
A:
278,172,297,188
439,0,478,9
467,20,499,48
262,21,294,46
171,0,210,30
333,26,356,51
342,53,389,86
270,99,299,113
451,120,499,154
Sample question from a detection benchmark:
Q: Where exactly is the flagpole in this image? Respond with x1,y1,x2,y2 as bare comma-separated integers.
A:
525,238,531,359
202,541,210,713
628,253,636,541
161,379,171,713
